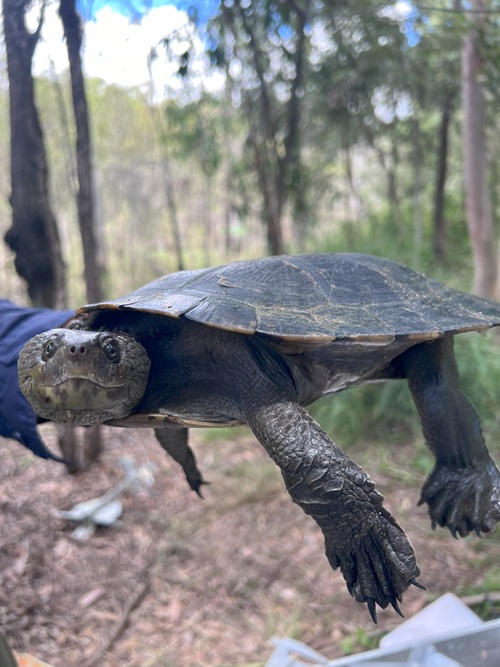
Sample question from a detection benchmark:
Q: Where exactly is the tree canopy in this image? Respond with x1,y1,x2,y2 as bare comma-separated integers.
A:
1,0,500,303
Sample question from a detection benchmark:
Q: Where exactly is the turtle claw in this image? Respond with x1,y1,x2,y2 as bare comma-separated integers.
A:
325,513,420,622
367,598,377,624
410,578,427,591
366,595,404,623
191,478,210,498
420,460,500,538
390,597,404,618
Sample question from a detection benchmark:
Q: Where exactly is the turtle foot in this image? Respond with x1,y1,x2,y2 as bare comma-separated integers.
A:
325,514,421,623
419,459,500,537
190,477,210,498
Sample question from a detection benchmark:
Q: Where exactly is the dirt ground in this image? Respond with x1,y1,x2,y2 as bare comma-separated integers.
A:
1,423,498,667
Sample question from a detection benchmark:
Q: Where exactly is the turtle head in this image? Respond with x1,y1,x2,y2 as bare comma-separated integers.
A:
18,328,151,426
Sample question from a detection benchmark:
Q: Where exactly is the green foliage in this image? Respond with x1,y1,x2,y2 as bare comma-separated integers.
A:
311,320,500,454
3,0,500,332
456,567,500,621
470,599,500,623
340,626,380,655
161,96,224,177
317,202,474,284
454,333,500,456
308,212,500,450
482,567,500,595
310,379,419,448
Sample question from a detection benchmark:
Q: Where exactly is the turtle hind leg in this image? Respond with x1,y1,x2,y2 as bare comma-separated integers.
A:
154,428,208,497
399,337,500,537
245,395,421,621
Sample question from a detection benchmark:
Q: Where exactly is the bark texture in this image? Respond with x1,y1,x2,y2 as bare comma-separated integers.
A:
3,0,66,308
461,2,496,297
59,0,104,302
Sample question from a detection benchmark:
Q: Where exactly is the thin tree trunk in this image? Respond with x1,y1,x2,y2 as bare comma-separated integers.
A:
265,205,284,256
233,0,309,256
412,119,424,267
49,60,78,196
3,0,66,308
343,146,355,249
461,0,496,297
362,125,401,234
147,97,184,271
344,143,365,223
433,92,453,264
224,165,232,257
203,176,213,266
162,158,184,271
59,0,104,303
283,3,308,251
250,128,284,255
389,133,402,234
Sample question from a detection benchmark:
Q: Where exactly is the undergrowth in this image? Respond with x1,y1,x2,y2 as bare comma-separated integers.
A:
310,331,500,454
307,212,500,455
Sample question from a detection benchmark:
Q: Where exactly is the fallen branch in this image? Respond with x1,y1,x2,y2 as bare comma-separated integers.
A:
79,578,149,667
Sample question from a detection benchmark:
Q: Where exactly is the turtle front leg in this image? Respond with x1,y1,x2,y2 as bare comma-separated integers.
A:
399,337,500,537
245,398,421,621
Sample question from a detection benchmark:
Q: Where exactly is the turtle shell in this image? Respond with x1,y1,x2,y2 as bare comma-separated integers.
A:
78,254,500,342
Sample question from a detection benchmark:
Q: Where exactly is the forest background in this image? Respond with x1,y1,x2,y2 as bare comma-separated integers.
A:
1,2,500,663
2,0,500,443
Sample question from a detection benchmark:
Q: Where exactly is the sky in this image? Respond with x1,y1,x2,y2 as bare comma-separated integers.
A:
30,0,417,97
77,0,218,24
30,0,222,96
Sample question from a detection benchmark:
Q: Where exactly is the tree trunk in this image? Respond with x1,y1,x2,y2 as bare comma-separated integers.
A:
412,118,424,267
3,0,66,308
147,99,184,271
250,130,284,255
388,133,402,234
59,0,104,303
59,0,103,464
232,0,309,256
203,175,213,266
433,92,453,265
162,159,184,271
362,125,401,234
264,199,284,256
343,146,355,249
461,1,496,297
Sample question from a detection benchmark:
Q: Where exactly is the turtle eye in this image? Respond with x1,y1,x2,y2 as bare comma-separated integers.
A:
42,339,57,361
103,338,120,363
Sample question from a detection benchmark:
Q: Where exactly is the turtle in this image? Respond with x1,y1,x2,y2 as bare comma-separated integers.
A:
18,253,500,621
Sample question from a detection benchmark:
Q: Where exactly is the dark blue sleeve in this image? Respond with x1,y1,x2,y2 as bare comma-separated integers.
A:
0,302,75,462
0,362,67,461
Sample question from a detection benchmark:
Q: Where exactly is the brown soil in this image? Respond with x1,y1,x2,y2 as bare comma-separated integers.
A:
0,424,498,667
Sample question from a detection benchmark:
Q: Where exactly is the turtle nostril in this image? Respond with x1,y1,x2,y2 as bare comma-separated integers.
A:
69,345,86,355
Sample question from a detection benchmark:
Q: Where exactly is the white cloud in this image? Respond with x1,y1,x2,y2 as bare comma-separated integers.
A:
28,2,68,78
30,3,224,100
83,6,187,88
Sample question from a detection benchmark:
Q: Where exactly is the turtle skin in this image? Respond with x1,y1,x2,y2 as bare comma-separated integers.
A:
18,253,500,621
